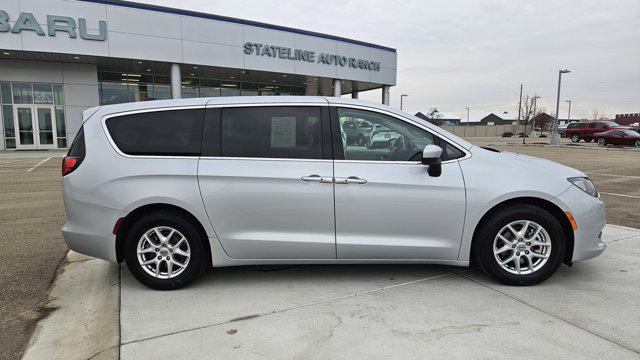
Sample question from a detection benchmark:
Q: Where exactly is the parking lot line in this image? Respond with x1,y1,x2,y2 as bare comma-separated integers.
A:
600,192,640,199
27,157,52,172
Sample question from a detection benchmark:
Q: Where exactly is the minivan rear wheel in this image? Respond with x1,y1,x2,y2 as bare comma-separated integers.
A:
124,210,205,290
473,204,566,286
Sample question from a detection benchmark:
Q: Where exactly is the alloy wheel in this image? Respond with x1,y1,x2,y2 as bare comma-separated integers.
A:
635,139,640,148
493,220,551,275
571,134,579,142
136,226,191,279
598,138,606,147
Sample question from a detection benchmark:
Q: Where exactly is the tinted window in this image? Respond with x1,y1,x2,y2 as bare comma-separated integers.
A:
106,109,204,156
68,127,85,157
221,106,323,159
443,142,464,160
337,108,435,161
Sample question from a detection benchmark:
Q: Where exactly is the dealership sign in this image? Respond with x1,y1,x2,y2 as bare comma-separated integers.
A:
243,42,381,72
0,11,107,41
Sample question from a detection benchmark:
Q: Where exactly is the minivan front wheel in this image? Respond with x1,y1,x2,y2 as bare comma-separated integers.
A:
124,210,205,290
473,204,565,286
570,134,580,142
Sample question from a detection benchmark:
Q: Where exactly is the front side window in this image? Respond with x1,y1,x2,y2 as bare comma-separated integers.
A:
106,109,204,156
337,108,435,161
221,106,323,159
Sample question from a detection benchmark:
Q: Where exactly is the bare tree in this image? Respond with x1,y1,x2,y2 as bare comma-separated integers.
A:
426,107,444,126
520,95,542,143
591,110,608,121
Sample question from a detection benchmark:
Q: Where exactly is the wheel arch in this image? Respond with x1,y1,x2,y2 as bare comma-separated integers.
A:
115,203,212,266
470,197,574,265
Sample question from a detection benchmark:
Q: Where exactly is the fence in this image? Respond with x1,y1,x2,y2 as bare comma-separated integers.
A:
440,124,532,138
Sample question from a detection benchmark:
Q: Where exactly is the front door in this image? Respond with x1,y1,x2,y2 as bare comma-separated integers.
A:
197,105,336,259
332,107,467,260
34,106,58,149
13,105,58,150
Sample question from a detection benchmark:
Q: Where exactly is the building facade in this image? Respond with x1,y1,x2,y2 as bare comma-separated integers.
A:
0,0,397,150
615,113,640,126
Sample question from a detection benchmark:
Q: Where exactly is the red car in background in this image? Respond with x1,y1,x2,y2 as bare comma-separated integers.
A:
564,121,632,143
594,129,640,148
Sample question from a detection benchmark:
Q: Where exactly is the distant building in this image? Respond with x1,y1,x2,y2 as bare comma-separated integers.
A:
477,113,514,125
413,111,462,126
614,113,640,126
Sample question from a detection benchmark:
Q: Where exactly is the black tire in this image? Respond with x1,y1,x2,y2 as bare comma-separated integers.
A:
585,138,592,143
597,138,607,147
124,210,206,290
473,204,566,286
570,134,580,142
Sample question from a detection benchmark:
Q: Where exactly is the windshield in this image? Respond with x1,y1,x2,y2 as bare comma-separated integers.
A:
622,130,640,136
605,121,621,127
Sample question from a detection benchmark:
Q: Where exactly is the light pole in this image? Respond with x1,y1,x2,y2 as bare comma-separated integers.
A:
465,107,470,126
552,69,571,144
565,100,572,124
400,94,409,110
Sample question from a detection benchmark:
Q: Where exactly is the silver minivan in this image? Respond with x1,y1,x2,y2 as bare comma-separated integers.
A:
61,97,606,290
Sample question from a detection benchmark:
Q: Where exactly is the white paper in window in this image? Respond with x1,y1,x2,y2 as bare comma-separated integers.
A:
271,117,296,148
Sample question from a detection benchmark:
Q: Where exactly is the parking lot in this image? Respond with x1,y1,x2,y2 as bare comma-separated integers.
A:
0,152,67,360
3,142,640,359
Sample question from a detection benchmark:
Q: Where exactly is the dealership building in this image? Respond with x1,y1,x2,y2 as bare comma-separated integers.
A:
0,0,397,150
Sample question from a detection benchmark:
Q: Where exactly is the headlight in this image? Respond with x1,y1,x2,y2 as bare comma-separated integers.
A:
568,177,598,197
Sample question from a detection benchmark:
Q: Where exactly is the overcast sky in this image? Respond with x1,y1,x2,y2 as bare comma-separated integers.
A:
146,0,639,119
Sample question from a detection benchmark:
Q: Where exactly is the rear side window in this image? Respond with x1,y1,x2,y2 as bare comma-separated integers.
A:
67,127,85,157
106,109,204,156
221,106,323,159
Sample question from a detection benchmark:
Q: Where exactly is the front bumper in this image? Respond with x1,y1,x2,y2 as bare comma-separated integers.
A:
556,185,607,262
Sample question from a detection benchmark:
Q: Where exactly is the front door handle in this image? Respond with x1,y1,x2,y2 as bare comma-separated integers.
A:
335,176,367,184
301,174,333,183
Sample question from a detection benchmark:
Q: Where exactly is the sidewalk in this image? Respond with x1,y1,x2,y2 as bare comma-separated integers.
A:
23,225,640,359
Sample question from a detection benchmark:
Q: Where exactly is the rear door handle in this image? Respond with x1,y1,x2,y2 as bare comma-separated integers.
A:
335,176,367,184
301,174,333,183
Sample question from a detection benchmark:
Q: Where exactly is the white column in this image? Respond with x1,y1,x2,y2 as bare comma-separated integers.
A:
351,90,359,99
382,85,390,105
333,79,341,97
170,64,182,99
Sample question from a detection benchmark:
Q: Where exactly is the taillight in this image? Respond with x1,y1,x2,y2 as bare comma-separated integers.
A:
61,157,81,176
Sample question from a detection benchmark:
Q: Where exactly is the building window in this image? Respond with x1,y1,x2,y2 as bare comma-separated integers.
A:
98,69,309,105
33,84,54,104
13,83,33,104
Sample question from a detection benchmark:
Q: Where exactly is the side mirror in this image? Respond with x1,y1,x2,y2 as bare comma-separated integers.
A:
422,145,443,177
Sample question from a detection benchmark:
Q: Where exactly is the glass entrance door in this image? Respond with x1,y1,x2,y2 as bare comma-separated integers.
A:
13,105,58,150
14,106,36,150
35,107,57,149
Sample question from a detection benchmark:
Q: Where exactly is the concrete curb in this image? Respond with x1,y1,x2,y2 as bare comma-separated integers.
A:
21,251,120,360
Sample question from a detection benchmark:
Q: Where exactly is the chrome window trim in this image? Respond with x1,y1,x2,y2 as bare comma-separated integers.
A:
99,101,471,162
199,156,333,163
331,103,471,163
